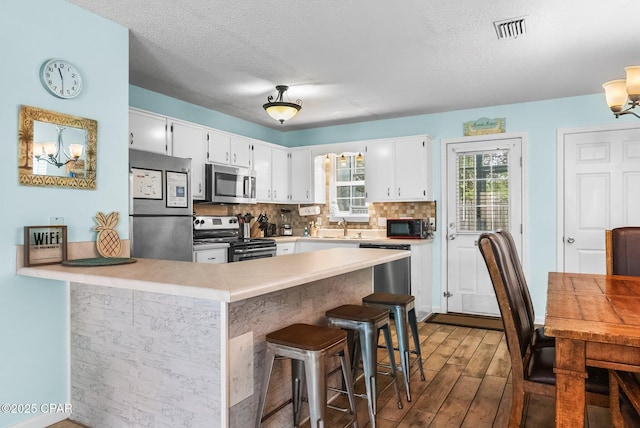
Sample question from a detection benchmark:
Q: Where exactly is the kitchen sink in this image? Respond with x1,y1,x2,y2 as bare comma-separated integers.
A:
320,235,377,240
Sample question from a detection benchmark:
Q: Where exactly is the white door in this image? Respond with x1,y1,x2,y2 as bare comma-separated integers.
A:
562,126,640,273
445,136,523,316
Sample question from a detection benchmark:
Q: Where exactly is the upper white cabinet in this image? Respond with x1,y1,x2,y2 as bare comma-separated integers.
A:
290,148,313,203
252,140,290,203
252,140,273,201
129,109,168,155
271,146,290,203
365,136,432,202
171,120,206,200
206,130,251,168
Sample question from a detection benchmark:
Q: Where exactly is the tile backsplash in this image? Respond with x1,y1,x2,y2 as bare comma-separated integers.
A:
194,201,436,237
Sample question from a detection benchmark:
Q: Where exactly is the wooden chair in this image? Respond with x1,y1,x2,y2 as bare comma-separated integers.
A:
478,232,609,427
605,227,640,427
605,227,640,276
495,230,554,349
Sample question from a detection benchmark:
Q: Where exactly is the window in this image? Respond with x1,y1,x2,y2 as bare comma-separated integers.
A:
456,150,510,232
329,153,369,222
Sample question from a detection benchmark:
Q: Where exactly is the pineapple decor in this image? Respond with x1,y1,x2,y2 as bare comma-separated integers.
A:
94,212,122,258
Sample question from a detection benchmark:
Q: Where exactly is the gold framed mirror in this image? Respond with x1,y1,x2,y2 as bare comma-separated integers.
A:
18,105,97,189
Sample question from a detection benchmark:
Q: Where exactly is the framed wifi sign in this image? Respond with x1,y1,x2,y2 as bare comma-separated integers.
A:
23,225,67,267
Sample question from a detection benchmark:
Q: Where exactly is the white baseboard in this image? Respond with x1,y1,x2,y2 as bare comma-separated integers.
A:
9,411,69,428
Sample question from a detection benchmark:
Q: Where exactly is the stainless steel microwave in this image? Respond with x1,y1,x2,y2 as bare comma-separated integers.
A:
386,218,430,239
204,163,256,204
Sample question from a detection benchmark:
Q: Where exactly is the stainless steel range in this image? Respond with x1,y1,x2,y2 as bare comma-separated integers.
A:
193,215,276,262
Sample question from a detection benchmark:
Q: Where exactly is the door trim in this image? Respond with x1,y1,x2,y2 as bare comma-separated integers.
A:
440,132,528,314
556,122,640,271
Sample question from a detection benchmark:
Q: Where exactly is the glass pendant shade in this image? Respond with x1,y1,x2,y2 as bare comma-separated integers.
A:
264,103,300,123
263,85,302,124
603,79,628,113
69,144,83,158
626,66,640,102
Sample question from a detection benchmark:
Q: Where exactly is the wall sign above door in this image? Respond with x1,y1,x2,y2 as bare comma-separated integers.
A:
463,117,506,136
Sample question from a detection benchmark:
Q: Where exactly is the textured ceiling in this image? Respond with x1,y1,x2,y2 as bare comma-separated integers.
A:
68,0,640,131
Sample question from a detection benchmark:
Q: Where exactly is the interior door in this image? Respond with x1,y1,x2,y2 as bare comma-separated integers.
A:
445,137,522,316
562,127,640,273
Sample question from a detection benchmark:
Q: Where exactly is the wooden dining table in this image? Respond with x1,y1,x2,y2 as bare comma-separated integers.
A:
545,271,640,427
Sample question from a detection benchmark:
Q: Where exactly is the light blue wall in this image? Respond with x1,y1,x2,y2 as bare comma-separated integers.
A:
1,1,128,426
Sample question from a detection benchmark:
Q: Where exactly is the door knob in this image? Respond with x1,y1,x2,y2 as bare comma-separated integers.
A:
448,234,456,240
566,237,575,244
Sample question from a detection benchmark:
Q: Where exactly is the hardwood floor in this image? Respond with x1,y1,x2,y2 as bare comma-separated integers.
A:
49,322,612,427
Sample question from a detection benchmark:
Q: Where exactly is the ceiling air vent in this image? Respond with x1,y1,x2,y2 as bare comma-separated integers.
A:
494,17,526,40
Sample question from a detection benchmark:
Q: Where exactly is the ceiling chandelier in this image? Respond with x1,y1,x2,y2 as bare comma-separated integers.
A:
602,66,640,119
263,85,302,124
33,125,83,168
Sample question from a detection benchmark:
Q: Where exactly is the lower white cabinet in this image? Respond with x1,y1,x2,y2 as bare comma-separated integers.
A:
193,248,228,264
276,242,296,256
295,240,359,253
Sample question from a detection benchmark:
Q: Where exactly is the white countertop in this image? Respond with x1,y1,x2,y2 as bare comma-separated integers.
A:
17,248,409,303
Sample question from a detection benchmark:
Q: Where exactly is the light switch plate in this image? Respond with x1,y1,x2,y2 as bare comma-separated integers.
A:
378,217,386,227
49,217,64,225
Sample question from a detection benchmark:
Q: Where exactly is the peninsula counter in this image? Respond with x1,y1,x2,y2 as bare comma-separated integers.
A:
18,247,409,427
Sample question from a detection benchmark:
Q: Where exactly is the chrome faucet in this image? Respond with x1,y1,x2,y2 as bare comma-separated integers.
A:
339,218,348,236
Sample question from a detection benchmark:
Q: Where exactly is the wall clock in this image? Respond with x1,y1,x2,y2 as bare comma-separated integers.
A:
40,58,83,99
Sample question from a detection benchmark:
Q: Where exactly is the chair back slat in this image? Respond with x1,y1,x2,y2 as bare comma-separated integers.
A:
496,230,535,327
478,233,533,366
609,227,640,276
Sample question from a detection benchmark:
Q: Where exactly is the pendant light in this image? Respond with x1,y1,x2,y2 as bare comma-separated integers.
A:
603,66,640,119
263,85,302,124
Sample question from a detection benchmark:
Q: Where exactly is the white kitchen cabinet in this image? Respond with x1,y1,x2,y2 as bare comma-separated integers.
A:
295,240,359,253
395,137,432,200
364,140,394,201
289,148,313,203
230,135,252,168
193,248,228,264
276,242,296,256
252,141,273,201
129,109,168,154
410,243,433,319
365,136,432,202
206,129,251,168
271,146,290,202
171,120,207,200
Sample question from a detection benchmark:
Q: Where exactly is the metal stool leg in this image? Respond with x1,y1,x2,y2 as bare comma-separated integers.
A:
256,346,276,428
339,345,359,428
392,305,412,401
361,321,378,427
381,324,403,409
292,359,306,427
408,308,425,381
304,352,327,428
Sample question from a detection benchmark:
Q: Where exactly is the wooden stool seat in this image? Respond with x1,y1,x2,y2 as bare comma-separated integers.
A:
266,323,347,351
326,304,389,323
257,323,358,427
362,292,414,306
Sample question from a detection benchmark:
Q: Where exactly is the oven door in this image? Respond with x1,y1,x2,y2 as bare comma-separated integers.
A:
230,247,276,262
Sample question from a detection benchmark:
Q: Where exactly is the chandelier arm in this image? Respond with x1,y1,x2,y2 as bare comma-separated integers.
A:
617,110,640,119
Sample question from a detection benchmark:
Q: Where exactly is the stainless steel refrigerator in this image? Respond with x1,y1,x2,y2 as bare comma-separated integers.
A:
129,149,193,261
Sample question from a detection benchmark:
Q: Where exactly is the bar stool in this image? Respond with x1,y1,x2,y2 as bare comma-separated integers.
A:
325,304,403,428
256,323,358,428
362,293,425,401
